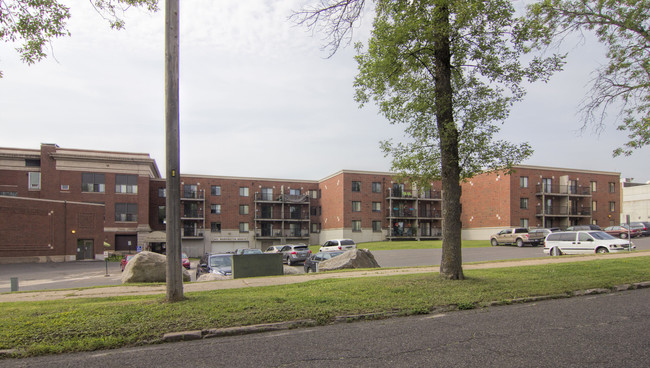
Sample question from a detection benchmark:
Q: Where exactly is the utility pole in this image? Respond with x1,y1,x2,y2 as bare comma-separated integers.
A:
165,0,183,302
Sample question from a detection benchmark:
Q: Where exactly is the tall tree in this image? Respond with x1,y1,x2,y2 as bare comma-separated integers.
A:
0,0,158,76
296,0,563,279
527,0,650,156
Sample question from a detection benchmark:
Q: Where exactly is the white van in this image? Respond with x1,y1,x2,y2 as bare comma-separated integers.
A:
544,231,634,256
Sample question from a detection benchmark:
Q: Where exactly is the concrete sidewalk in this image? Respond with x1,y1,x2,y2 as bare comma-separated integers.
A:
1,252,647,303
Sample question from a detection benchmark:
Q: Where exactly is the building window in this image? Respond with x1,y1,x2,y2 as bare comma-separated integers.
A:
239,204,249,215
352,201,361,212
520,198,528,209
372,202,381,212
309,190,319,199
115,203,137,222
592,201,597,212
542,178,552,193
158,188,166,198
520,176,528,188
372,182,381,193
183,184,198,199
211,185,221,196
289,188,301,196
520,218,529,228
211,204,221,214
372,221,382,232
158,206,166,224
609,182,616,193
352,220,361,232
211,222,221,233
25,159,41,167
260,187,273,201
115,174,138,194
0,191,18,197
28,172,41,190
311,223,320,233
239,187,249,197
590,181,597,192
352,181,361,192
82,173,104,193
239,222,249,233
609,201,615,212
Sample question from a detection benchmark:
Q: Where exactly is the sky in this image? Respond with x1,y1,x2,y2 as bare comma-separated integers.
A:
1,0,648,183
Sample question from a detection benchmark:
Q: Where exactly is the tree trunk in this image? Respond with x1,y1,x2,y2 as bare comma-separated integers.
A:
434,1,464,280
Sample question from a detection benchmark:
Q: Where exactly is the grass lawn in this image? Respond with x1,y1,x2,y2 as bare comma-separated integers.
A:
309,240,490,253
1,255,649,357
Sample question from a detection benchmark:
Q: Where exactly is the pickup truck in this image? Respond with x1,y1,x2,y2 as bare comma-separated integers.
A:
490,228,540,247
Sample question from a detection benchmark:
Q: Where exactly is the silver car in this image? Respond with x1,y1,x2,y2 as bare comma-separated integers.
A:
281,244,311,266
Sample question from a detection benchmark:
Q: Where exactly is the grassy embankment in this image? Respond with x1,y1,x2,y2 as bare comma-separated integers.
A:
1,255,649,357
308,240,490,253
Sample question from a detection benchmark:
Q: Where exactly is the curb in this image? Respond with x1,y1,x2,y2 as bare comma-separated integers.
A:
161,280,650,343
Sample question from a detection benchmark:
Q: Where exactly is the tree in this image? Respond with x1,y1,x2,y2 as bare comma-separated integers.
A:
296,0,563,279
0,0,159,76
527,0,650,156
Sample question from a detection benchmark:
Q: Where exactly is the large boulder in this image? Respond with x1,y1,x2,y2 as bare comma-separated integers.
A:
318,249,381,271
121,251,190,284
283,265,305,275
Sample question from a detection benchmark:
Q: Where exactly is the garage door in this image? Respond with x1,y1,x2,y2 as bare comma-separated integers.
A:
210,241,248,254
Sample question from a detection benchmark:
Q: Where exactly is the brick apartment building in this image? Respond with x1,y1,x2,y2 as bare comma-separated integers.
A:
0,144,621,262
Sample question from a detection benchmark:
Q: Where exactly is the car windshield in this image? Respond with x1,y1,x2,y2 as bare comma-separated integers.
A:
588,231,616,240
209,256,232,268
293,246,309,251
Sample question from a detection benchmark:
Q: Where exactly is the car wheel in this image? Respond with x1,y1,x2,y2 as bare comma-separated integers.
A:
304,267,310,273
550,247,562,256
287,258,292,266
596,247,609,254
516,238,524,248
490,239,498,247
620,233,628,239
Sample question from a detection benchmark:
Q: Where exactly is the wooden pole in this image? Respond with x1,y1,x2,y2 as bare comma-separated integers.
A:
165,0,183,301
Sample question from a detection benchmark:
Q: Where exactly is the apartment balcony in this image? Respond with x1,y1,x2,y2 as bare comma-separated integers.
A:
536,184,591,196
419,209,442,219
254,193,309,204
388,209,418,218
181,228,205,239
254,212,310,221
536,207,591,217
181,210,204,220
386,189,442,200
181,190,205,201
254,229,310,239
386,227,442,240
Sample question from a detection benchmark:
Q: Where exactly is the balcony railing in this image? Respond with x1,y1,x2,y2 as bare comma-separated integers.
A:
182,190,205,199
419,210,442,218
254,193,309,203
181,228,204,238
389,209,417,217
387,228,442,238
254,229,309,238
536,207,591,216
536,184,591,196
387,189,442,199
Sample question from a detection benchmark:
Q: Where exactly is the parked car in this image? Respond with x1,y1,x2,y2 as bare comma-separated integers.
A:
196,253,233,278
527,228,561,246
234,248,263,255
304,251,346,273
280,244,311,266
264,245,284,253
319,239,357,252
489,228,537,247
544,231,634,256
566,224,602,231
603,225,639,239
634,222,650,236
621,223,645,237
181,252,190,269
120,254,135,272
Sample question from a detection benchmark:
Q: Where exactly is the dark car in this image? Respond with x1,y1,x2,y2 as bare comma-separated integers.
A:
304,251,346,273
120,254,135,272
620,224,644,237
629,222,650,236
234,248,263,255
195,253,232,279
566,224,602,231
281,244,311,266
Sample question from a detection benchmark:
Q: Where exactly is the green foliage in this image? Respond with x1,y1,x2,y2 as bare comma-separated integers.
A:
527,0,650,156
1,256,649,357
0,0,159,74
355,0,564,185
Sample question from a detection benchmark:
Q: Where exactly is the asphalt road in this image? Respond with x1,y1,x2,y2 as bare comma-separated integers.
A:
2,287,648,367
1,237,648,293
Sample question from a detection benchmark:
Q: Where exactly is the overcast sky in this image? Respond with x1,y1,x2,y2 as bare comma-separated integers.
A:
1,0,648,183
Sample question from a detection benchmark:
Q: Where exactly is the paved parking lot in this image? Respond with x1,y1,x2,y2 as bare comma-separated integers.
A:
1,237,648,293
